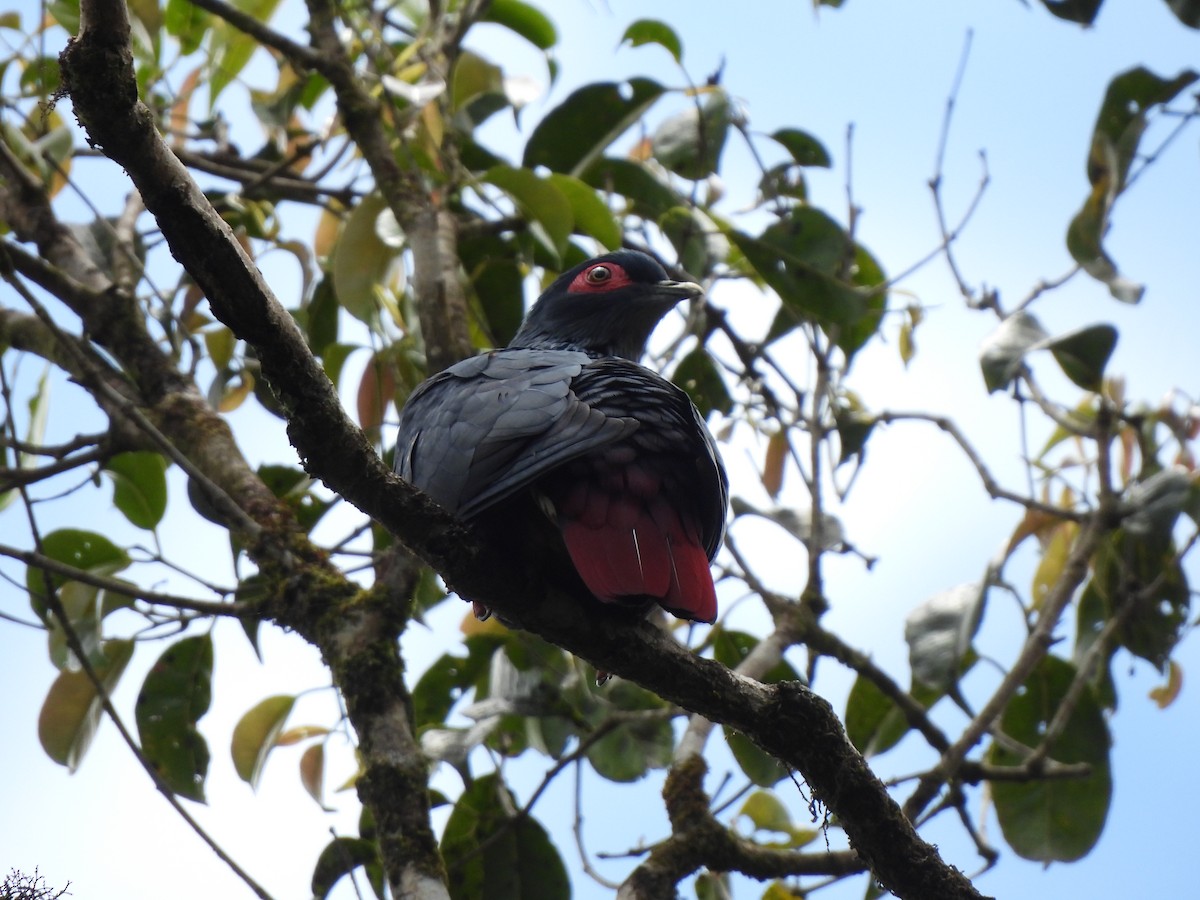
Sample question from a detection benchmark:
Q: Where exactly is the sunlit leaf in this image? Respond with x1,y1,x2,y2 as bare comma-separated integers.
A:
905,582,985,691
333,193,404,325
231,694,295,788
38,639,134,771
651,87,732,180
135,635,212,802
979,310,1048,393
450,50,506,127
1122,466,1191,538
483,166,573,255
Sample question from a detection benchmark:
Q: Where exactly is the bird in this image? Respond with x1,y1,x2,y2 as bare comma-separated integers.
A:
393,249,728,624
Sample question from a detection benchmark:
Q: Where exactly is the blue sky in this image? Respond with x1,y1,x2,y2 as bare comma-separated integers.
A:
2,1,1199,898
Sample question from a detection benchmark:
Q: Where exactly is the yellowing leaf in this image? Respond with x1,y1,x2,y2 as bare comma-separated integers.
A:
231,694,295,788
300,743,330,809
762,430,788,499
1032,522,1078,610
333,193,404,325
38,639,134,771
1149,660,1183,709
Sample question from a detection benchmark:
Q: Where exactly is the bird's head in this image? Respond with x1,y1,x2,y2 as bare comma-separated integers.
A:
510,250,703,359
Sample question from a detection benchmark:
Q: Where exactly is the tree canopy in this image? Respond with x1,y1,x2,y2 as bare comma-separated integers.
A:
2,1,1198,899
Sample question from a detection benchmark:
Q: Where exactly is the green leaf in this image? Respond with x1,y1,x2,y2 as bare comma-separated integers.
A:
303,276,339,353
1123,467,1191,538
104,451,168,530
978,310,1049,393
1039,0,1102,24
546,173,622,250
904,582,985,691
0,361,36,506
442,774,570,900
585,681,673,782
523,78,665,176
136,635,213,802
483,166,574,256
207,0,284,107
768,128,832,168
1073,582,1118,711
651,88,732,180
333,193,403,325
26,528,132,623
712,630,802,683
844,673,945,758
412,642,497,730
619,19,683,63
450,50,507,128
581,157,680,222
311,837,380,900
164,0,211,55
737,791,816,848
1166,0,1200,26
1036,323,1117,391
231,694,295,788
658,205,727,278
482,0,557,51
1090,528,1190,670
674,347,733,417
833,400,875,465
988,655,1112,862
45,1,79,32
459,233,526,345
38,638,134,771
257,463,332,533
725,727,788,787
735,215,869,344
1067,66,1197,301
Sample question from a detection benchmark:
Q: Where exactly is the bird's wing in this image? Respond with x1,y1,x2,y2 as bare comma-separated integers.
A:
394,349,638,517
565,357,729,561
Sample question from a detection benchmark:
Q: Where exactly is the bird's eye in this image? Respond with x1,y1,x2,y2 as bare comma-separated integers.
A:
585,265,613,285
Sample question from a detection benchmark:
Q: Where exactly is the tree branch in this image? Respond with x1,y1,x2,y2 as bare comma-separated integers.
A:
58,5,988,897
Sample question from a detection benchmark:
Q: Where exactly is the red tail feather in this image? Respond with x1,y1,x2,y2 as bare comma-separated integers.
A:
560,491,717,623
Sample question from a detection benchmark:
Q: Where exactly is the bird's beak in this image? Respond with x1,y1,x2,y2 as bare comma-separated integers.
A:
655,279,704,302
